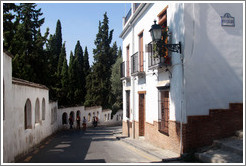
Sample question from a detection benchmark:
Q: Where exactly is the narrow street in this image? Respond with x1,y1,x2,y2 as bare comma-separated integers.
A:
16,126,162,163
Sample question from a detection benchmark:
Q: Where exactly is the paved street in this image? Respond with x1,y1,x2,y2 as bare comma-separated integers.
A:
16,126,162,163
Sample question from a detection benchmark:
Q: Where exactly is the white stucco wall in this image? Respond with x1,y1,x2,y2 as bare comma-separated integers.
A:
2,52,60,163
183,3,243,117
122,2,243,125
121,2,185,124
3,52,14,163
58,106,121,128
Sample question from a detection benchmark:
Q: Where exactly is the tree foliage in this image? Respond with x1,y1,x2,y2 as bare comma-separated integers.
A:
4,4,121,111
110,47,123,115
85,12,117,109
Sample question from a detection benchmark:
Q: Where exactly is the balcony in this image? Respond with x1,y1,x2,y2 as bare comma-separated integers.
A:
133,3,140,12
124,8,132,25
147,42,171,70
120,61,130,82
131,52,145,76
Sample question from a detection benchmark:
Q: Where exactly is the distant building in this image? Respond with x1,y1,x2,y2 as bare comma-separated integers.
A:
120,3,243,154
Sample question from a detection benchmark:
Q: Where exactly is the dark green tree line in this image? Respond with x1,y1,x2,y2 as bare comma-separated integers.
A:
3,4,122,112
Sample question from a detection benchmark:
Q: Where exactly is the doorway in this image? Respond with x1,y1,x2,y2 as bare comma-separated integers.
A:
139,92,145,136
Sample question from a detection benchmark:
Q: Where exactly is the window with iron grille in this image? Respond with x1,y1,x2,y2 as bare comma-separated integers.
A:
158,88,169,135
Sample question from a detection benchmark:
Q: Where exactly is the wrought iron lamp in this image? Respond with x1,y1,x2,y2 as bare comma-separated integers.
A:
149,20,181,54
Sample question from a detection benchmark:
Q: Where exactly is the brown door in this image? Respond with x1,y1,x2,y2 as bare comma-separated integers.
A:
160,90,169,134
139,93,145,136
139,33,143,72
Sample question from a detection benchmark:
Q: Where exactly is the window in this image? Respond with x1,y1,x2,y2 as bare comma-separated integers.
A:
133,3,140,12
24,99,32,129
42,98,45,120
108,113,110,120
157,6,168,25
158,6,168,59
158,88,170,135
126,45,130,77
35,98,40,124
139,32,144,72
126,90,130,118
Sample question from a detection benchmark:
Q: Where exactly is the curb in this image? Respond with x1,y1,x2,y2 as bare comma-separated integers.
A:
118,137,164,160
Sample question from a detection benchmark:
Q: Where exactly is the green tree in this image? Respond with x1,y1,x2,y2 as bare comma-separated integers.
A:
60,55,69,106
73,41,85,105
83,46,90,77
85,12,115,108
4,3,48,83
110,47,123,116
57,42,66,79
68,51,76,105
46,20,62,80
3,3,18,51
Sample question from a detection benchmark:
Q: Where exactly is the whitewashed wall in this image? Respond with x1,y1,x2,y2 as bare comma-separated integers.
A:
3,52,60,163
3,52,14,163
58,106,122,128
183,3,243,118
121,2,185,124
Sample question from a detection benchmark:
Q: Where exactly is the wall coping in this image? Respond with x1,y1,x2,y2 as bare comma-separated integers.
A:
12,77,49,90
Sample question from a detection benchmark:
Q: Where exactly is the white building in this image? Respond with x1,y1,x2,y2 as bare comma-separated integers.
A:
120,3,243,154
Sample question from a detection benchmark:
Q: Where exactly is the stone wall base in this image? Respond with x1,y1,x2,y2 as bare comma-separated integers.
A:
122,103,243,154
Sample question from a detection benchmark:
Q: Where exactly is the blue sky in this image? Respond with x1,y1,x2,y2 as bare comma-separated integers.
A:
37,2,131,65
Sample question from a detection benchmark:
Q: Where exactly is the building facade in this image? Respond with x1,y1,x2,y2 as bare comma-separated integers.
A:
120,3,243,154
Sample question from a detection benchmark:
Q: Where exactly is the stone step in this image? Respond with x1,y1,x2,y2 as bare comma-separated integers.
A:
213,137,243,156
195,148,243,163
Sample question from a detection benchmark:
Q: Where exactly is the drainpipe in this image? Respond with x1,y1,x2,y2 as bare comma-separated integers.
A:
131,21,136,139
180,3,194,157
180,57,184,156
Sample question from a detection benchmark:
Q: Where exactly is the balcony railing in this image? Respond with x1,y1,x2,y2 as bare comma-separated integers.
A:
120,61,125,78
147,42,171,69
121,61,130,81
133,3,140,12
125,8,132,25
131,52,144,76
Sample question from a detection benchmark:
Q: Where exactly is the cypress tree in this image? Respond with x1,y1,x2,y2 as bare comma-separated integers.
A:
85,12,114,108
73,41,85,105
68,51,76,105
83,46,90,77
57,42,66,79
60,55,69,106
110,47,123,115
55,20,62,59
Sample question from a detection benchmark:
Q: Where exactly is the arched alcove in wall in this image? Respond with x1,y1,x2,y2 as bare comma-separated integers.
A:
24,99,32,129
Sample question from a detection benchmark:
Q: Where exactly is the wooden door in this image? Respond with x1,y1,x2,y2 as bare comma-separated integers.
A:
139,93,145,136
160,91,169,134
139,33,144,72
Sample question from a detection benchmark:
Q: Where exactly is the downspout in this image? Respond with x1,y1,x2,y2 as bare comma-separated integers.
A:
180,3,195,156
131,21,135,139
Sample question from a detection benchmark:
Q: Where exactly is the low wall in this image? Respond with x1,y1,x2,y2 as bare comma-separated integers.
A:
58,106,123,129
183,103,243,153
